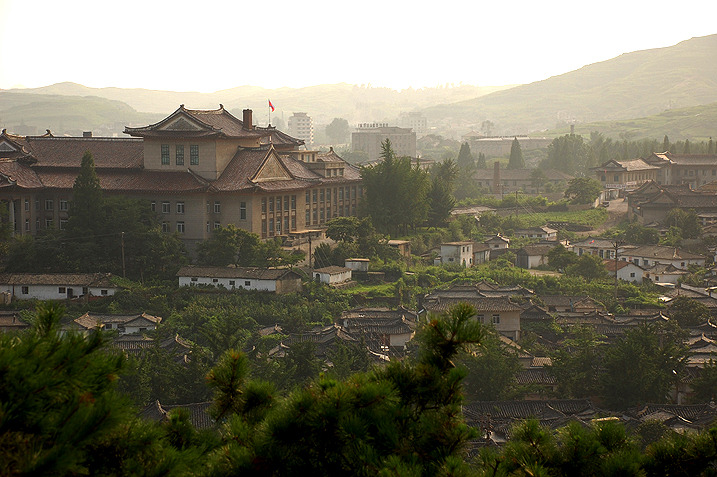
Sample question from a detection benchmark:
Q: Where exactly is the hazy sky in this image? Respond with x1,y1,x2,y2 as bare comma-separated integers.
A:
1,0,716,92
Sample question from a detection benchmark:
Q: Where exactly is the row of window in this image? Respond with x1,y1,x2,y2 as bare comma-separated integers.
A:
189,277,252,287
305,186,359,205
150,200,245,219
161,144,199,166
160,221,224,233
25,199,69,212
25,218,67,231
477,314,501,325
262,195,296,214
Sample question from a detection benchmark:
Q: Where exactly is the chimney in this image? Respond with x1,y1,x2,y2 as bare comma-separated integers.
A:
83,131,92,138
242,109,253,130
570,124,575,135
493,161,501,195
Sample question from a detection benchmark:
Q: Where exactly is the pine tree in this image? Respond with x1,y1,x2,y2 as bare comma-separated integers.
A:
708,137,714,154
663,135,670,152
476,152,487,169
456,142,475,169
508,137,524,169
684,139,691,154
67,151,104,236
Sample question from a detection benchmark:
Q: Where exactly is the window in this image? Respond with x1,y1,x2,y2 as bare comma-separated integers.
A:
176,202,185,214
306,191,310,203
492,314,500,324
59,219,67,230
191,277,198,282
101,289,108,296
190,145,199,165
477,314,485,323
214,221,221,229
58,287,66,293
21,286,28,295
105,323,113,329
630,272,635,278
214,201,221,214
240,202,246,220
284,196,289,210
161,144,170,165
161,221,169,232
59,199,68,211
162,201,170,213
151,201,156,212
45,219,53,228
291,195,296,209
25,219,29,232
45,199,53,210
261,198,266,213
212,278,219,283
269,198,274,212
206,222,210,233
245,281,251,287
24,199,29,211
229,280,235,287
176,145,184,165
176,221,185,233
35,199,39,211
313,190,317,202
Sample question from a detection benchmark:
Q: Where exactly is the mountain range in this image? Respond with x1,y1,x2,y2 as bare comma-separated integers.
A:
1,34,716,140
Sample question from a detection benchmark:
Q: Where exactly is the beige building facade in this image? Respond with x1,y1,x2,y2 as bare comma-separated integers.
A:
0,106,362,249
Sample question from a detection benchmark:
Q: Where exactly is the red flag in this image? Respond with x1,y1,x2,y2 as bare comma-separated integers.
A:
268,99,275,112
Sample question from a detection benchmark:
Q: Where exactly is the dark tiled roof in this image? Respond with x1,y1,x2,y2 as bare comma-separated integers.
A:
314,266,351,275
72,312,161,330
35,169,208,193
125,105,262,140
0,159,44,189
424,296,522,313
463,399,593,420
0,272,116,287
26,136,144,169
176,265,300,280
519,244,555,256
626,245,704,261
139,400,214,430
515,368,557,385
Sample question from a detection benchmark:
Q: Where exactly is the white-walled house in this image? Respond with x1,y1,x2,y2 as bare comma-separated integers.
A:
0,273,119,301
604,259,644,283
485,234,510,250
621,245,705,270
344,258,369,272
314,266,352,285
177,265,302,294
438,242,474,267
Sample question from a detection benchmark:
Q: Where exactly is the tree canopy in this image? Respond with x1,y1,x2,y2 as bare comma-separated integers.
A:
507,137,524,169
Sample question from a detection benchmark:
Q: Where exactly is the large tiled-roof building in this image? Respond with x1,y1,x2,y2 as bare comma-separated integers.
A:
0,106,362,248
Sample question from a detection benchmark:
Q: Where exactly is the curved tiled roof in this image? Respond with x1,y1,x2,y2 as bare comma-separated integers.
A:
26,137,144,169
125,105,263,140
0,159,44,189
35,169,208,193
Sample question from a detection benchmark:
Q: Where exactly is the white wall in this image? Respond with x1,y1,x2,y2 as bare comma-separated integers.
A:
178,276,277,292
0,284,117,300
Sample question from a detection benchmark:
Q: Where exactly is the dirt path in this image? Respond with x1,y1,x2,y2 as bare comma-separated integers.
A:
579,198,628,236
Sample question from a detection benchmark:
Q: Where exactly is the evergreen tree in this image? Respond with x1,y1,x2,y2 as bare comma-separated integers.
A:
508,137,524,169
663,134,670,152
684,138,691,154
709,137,714,154
67,151,104,236
456,142,475,169
206,303,484,475
360,139,430,235
476,151,487,169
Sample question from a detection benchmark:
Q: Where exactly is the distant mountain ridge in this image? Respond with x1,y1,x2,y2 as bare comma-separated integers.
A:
424,34,717,136
2,34,717,139
0,82,509,135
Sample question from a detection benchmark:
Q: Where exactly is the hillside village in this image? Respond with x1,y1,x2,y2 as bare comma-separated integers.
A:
1,95,717,460
4,28,717,472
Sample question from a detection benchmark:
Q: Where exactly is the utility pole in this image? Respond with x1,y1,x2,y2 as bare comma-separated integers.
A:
612,239,623,299
121,232,126,278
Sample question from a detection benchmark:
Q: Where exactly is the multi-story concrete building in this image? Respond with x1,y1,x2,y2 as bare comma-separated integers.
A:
399,112,427,136
287,112,314,146
0,105,362,249
352,123,416,161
